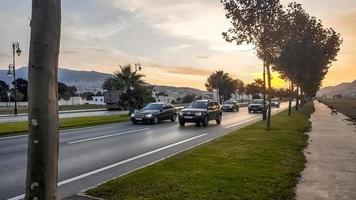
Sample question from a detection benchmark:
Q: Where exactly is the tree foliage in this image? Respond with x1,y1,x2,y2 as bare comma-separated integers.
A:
111,64,152,113
12,78,28,101
58,82,77,100
0,80,10,102
273,3,342,97
205,70,238,103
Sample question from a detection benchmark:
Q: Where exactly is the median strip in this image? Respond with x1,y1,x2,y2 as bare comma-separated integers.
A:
67,128,151,144
0,114,129,137
224,116,261,129
8,133,207,200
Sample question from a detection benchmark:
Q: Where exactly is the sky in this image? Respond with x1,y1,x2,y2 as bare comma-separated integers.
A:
0,0,355,90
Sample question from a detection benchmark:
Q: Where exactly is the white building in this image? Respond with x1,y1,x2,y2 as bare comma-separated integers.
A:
58,96,86,106
89,96,105,105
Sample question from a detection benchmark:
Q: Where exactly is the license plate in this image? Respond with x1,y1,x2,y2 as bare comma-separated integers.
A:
184,116,193,119
135,118,143,120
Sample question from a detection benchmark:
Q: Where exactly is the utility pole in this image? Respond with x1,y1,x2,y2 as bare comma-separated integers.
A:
25,0,61,199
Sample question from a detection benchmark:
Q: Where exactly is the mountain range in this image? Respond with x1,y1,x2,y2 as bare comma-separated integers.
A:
0,66,112,93
0,67,204,95
317,80,356,98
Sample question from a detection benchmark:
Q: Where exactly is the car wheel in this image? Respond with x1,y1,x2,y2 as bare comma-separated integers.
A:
179,121,185,126
171,113,177,122
216,113,222,124
202,116,209,127
152,116,159,125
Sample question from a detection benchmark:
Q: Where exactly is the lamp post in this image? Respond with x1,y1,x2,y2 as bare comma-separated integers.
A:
7,91,11,107
7,42,22,115
134,63,142,72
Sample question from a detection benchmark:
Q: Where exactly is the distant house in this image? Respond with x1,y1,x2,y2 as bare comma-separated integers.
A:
90,96,105,105
152,87,174,103
58,96,86,106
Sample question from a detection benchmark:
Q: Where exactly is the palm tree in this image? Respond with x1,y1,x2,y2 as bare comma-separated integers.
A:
114,64,145,114
206,70,236,103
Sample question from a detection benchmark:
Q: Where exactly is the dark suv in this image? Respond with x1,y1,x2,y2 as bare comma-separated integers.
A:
248,99,268,113
130,102,177,124
178,100,222,127
222,100,240,112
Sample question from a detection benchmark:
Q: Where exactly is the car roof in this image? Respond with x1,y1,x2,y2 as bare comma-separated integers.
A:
195,99,209,102
150,102,165,105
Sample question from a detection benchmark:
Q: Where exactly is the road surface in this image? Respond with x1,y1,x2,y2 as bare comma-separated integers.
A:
0,109,127,123
0,103,289,200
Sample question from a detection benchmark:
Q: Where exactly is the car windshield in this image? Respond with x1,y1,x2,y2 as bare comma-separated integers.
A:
251,99,263,104
188,101,208,109
143,103,162,110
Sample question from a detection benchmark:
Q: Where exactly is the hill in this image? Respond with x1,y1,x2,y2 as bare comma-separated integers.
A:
0,67,204,95
317,80,356,98
0,66,112,93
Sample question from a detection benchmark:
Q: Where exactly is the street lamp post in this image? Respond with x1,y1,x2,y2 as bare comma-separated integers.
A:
7,42,22,115
7,91,11,107
134,63,142,72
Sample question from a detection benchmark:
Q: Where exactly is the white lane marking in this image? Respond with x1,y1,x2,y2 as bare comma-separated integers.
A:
67,128,150,144
224,116,261,129
7,194,24,200
7,133,207,200
0,135,27,141
0,122,132,141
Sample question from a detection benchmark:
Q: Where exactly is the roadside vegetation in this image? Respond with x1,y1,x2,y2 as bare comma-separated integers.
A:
0,114,128,136
0,104,107,115
87,103,314,200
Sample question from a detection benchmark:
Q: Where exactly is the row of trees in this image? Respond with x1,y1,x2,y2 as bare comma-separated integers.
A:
205,70,290,103
221,0,342,129
0,79,77,102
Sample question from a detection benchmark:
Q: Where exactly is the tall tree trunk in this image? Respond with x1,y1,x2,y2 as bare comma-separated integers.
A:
288,81,293,116
25,0,61,199
266,63,272,130
262,61,267,121
295,86,300,111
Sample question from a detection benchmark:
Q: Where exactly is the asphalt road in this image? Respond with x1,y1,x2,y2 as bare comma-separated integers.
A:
0,110,127,123
0,103,289,200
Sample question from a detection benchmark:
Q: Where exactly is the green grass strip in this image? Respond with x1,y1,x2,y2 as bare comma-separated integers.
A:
0,114,129,136
87,103,314,200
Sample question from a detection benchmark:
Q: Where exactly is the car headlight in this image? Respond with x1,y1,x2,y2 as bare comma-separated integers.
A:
195,112,202,116
131,113,135,117
145,114,153,118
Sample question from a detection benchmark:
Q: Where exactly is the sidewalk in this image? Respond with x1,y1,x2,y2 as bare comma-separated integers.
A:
296,102,356,200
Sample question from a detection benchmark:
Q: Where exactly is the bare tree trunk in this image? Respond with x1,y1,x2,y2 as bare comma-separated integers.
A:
295,86,300,111
25,0,61,199
266,63,272,130
262,61,267,121
288,81,293,116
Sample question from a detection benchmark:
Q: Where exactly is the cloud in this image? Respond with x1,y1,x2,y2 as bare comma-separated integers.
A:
147,65,212,76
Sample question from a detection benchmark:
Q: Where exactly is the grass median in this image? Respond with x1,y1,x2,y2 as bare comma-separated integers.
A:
87,103,314,200
0,114,129,136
